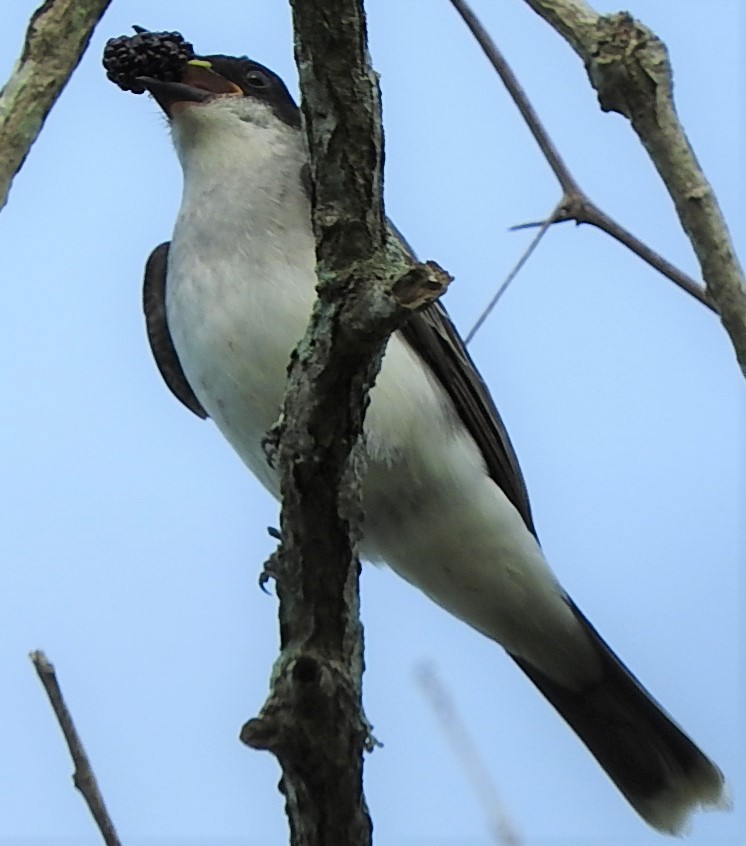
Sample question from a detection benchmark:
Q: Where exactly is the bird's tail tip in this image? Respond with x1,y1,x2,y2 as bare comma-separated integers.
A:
642,767,731,836
512,599,731,836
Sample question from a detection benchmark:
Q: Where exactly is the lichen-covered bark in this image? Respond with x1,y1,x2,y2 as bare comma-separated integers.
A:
239,2,450,844
0,0,112,211
523,0,746,375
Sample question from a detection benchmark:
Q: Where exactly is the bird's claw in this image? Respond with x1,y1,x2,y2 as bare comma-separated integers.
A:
261,416,284,469
259,526,283,593
362,712,382,752
259,550,279,594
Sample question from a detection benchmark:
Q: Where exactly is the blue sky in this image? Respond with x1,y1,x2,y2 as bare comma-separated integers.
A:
1,1,742,844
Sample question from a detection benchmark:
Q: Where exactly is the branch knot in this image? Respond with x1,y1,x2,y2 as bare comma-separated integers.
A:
587,13,670,120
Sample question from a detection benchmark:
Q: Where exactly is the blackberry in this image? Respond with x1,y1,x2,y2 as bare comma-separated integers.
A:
103,29,195,94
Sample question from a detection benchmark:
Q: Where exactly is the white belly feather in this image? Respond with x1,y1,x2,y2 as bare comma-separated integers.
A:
165,137,599,686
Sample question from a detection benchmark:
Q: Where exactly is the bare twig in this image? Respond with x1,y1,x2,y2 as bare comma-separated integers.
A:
0,0,112,211
239,3,451,844
30,651,122,846
466,203,560,344
450,0,579,196
520,0,746,372
557,197,713,309
511,197,713,310
449,0,715,329
416,664,524,846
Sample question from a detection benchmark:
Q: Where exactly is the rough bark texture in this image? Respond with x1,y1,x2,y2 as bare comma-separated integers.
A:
239,2,451,845
523,0,746,375
0,0,112,211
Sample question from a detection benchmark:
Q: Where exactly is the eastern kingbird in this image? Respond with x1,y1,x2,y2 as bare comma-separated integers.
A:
136,55,727,833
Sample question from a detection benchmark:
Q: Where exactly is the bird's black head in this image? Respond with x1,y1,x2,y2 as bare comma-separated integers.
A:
140,55,300,129
198,56,300,128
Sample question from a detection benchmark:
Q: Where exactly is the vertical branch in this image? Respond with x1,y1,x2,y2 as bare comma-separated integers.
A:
240,3,450,844
291,0,385,267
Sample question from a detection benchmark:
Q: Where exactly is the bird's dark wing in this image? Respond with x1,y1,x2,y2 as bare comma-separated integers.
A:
399,300,536,538
143,242,208,419
388,221,535,535
144,231,533,531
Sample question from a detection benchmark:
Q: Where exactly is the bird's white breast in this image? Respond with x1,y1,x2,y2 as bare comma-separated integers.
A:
165,102,599,684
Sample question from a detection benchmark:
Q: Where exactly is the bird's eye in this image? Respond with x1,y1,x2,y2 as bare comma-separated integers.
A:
246,70,269,88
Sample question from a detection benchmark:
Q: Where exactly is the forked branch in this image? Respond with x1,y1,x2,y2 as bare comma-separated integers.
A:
450,0,744,355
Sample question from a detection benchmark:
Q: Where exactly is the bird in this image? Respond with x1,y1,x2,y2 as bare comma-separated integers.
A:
136,54,728,834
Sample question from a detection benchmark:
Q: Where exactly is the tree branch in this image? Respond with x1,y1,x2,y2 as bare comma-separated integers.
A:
512,197,713,310
240,3,451,844
416,664,524,846
451,0,580,197
0,0,112,211
449,0,713,329
521,0,746,373
467,203,560,344
30,651,122,846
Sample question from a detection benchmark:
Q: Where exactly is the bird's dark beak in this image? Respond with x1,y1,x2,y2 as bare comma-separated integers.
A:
139,62,242,117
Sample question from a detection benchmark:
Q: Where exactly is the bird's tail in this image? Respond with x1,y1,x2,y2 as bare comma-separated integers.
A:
511,601,729,834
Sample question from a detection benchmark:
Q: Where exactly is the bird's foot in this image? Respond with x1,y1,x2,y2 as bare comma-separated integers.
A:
362,711,383,753
261,415,284,469
259,526,283,593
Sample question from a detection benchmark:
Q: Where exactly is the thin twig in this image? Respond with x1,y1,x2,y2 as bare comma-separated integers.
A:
416,663,524,846
0,0,112,211
510,196,713,311
30,651,122,846
448,0,713,324
466,202,561,344
450,0,579,195
566,198,714,310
